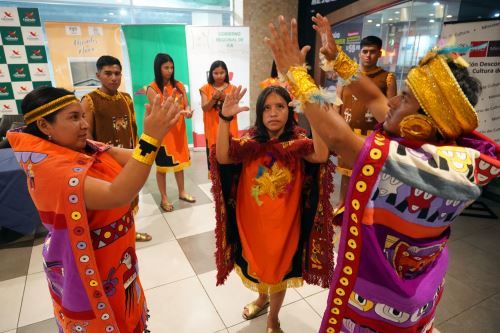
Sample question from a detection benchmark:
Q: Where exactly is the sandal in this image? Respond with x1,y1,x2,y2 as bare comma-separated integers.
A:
242,300,269,320
135,232,152,242
178,194,196,203
160,202,174,212
267,321,283,333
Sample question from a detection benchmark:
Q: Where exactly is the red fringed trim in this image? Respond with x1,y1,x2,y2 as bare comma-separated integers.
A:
302,158,336,288
209,148,234,285
229,127,314,164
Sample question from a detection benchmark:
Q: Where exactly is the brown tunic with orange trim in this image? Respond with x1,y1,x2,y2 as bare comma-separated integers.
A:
82,89,138,149
338,68,394,202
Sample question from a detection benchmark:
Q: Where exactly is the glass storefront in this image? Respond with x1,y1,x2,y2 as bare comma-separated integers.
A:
0,0,232,25
331,0,462,89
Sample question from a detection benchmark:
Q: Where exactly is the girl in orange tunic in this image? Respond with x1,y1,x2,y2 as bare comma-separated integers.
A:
147,53,196,212
7,86,180,332
212,85,335,333
200,60,238,170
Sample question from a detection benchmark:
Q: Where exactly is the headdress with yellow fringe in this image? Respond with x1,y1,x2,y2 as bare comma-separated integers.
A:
24,94,79,125
405,37,484,140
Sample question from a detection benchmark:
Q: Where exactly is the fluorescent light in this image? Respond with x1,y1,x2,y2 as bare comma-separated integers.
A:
494,13,500,18
446,14,453,18
120,9,127,16
433,1,440,6
429,13,434,16
103,18,108,22
388,18,393,21
429,19,435,23
376,23,381,27
109,12,115,16
434,34,439,37
367,19,373,23
395,11,400,14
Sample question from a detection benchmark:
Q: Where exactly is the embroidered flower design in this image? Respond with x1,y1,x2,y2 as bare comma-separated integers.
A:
252,162,292,205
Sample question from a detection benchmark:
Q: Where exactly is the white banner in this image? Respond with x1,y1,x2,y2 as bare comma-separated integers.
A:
442,20,500,143
185,26,250,147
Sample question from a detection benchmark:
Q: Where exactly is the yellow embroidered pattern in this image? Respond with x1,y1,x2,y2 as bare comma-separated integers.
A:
251,163,292,206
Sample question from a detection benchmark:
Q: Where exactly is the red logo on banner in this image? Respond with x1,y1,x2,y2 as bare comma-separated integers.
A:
12,50,20,56
32,49,41,56
3,104,11,109
30,31,38,37
8,31,17,38
15,68,24,74
469,41,488,57
4,11,13,18
20,86,28,91
37,67,44,73
25,12,34,19
0,87,7,93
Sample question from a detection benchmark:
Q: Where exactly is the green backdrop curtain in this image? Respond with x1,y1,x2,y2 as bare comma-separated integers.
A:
122,24,192,144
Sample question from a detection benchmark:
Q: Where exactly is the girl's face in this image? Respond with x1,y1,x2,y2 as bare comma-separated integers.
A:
161,61,174,81
262,92,289,139
212,66,227,85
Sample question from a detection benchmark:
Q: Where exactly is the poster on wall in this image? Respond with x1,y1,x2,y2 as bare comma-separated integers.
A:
44,22,126,97
185,26,250,148
0,7,51,117
442,20,500,143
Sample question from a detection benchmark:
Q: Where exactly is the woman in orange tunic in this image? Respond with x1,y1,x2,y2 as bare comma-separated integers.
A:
200,60,238,170
6,86,179,332
212,85,335,333
147,53,195,212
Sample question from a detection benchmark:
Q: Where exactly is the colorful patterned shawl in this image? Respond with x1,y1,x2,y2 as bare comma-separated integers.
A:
7,130,147,333
320,130,500,333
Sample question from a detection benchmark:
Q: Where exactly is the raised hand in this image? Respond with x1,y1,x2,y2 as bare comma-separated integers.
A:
181,108,193,119
220,85,249,118
312,13,338,61
213,90,222,101
143,92,180,141
264,16,311,74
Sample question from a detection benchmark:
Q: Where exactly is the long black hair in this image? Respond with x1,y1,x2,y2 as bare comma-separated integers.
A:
207,60,229,84
153,53,177,90
253,85,296,142
22,86,75,140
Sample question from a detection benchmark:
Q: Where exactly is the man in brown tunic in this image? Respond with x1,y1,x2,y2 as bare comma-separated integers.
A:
336,36,397,208
81,55,151,241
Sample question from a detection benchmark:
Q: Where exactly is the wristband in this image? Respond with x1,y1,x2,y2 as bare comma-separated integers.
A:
218,110,234,122
319,46,359,85
284,64,337,112
132,133,160,165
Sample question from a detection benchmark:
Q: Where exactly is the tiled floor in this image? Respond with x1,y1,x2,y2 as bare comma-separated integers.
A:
0,150,499,333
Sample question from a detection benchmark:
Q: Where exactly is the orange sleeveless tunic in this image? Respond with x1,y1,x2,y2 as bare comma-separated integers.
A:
149,81,191,173
199,83,238,150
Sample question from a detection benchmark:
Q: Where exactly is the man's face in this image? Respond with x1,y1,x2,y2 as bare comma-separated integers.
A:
96,64,122,92
383,85,421,136
359,45,381,68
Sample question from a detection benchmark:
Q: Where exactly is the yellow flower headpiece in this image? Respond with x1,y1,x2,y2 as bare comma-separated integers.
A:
24,95,79,125
406,42,478,140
